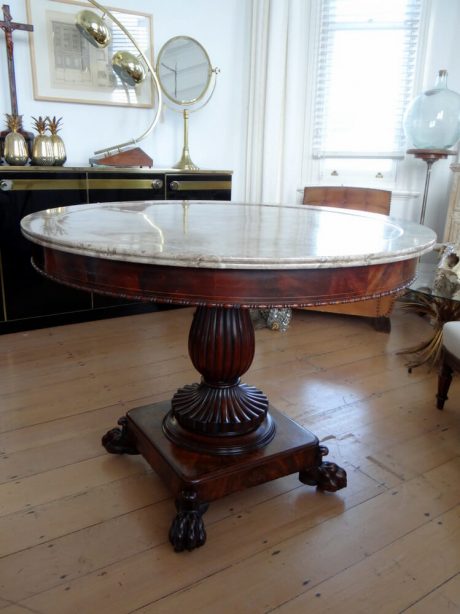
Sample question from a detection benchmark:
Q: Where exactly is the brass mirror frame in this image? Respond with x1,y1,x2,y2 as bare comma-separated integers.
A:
156,35,212,106
156,36,217,170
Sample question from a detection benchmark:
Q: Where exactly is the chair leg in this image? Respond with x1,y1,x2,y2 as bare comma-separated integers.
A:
436,359,453,410
372,316,391,333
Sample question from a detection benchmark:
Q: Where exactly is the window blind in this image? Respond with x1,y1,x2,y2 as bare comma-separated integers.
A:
312,0,423,160
110,13,150,56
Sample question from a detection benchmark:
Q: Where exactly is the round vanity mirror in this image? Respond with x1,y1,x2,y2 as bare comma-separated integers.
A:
156,36,218,169
157,36,212,105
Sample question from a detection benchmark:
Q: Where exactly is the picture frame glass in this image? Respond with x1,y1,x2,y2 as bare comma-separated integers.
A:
26,0,154,108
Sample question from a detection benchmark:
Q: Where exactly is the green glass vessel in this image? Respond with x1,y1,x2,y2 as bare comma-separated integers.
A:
404,70,460,149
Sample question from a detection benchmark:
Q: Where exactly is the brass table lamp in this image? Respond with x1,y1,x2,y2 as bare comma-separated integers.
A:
76,1,162,167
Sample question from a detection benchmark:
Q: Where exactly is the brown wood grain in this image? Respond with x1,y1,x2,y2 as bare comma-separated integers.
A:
1,307,460,611
34,246,417,308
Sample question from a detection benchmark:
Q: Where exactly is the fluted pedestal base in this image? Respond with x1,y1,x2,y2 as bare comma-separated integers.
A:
101,306,347,550
169,306,270,444
163,408,276,455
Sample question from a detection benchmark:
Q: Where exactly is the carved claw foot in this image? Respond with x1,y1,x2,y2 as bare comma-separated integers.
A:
299,445,347,492
169,491,209,552
101,416,138,455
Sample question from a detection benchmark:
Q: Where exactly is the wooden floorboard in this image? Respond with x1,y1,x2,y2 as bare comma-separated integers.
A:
0,305,459,613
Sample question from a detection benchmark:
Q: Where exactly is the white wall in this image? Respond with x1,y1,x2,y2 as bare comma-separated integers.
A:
392,0,460,238
1,0,251,199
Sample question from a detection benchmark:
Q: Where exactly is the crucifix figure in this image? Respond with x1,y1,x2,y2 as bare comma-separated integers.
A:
0,4,34,157
0,4,33,116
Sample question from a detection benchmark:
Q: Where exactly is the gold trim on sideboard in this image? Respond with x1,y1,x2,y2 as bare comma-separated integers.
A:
0,178,232,192
168,180,232,191
0,178,168,191
0,166,233,174
2,178,88,191
87,179,162,190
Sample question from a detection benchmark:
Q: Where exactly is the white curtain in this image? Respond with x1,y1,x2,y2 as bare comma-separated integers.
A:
242,0,311,204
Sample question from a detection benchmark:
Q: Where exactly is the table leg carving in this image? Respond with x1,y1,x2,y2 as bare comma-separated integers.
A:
298,445,347,492
165,306,276,455
172,306,268,435
101,416,139,455
169,490,209,552
100,305,348,551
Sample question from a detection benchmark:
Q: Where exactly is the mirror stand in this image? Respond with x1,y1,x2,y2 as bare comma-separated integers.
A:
156,36,218,171
174,110,198,170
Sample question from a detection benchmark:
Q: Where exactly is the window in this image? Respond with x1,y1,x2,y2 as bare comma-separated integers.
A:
311,0,424,185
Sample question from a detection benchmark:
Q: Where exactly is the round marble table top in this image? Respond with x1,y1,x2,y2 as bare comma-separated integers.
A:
21,200,436,270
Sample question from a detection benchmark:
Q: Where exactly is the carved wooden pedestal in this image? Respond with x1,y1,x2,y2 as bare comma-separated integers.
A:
103,402,345,552
102,306,347,551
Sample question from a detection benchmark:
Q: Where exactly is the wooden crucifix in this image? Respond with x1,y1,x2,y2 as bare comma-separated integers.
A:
0,4,33,116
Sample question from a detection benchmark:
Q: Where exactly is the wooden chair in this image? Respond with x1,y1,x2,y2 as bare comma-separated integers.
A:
301,186,396,332
436,321,460,409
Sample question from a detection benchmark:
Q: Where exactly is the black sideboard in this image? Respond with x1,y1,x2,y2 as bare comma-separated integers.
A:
0,166,232,333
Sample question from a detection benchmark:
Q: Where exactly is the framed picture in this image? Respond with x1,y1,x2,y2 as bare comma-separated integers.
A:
26,0,154,108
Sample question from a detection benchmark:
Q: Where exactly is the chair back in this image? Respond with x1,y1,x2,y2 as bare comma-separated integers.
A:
303,186,391,215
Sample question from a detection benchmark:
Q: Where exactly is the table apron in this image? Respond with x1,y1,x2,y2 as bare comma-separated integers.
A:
33,246,418,308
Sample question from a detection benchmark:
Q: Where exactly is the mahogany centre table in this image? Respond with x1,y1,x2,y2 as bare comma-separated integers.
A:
21,200,435,551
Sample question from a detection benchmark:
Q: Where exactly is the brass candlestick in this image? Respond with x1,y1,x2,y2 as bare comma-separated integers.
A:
175,110,198,170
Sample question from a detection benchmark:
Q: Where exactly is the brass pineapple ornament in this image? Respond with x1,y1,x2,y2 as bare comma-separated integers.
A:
3,114,28,165
6,113,23,131
47,116,66,166
33,115,47,134
47,115,62,134
31,115,54,166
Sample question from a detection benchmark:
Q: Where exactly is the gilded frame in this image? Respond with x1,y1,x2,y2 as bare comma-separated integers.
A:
26,0,154,108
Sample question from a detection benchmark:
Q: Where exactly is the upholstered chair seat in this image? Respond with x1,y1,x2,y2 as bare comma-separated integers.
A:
436,321,460,409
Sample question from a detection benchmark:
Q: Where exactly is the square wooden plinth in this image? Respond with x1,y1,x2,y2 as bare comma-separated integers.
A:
126,402,321,503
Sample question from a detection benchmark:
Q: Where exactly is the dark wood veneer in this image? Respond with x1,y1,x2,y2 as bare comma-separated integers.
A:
35,246,417,308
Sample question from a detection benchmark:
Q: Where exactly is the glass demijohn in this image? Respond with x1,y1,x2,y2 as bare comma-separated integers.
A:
404,70,460,149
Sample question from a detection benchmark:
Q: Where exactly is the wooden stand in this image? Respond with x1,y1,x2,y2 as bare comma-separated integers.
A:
102,306,347,551
407,148,457,224
89,147,153,168
103,403,345,552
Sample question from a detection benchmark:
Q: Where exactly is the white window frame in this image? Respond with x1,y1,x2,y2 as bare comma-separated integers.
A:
302,0,431,190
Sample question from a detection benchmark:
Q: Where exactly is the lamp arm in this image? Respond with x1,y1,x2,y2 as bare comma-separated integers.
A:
88,0,162,156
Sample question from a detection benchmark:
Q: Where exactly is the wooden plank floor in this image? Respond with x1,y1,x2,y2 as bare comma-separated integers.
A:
0,305,459,614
